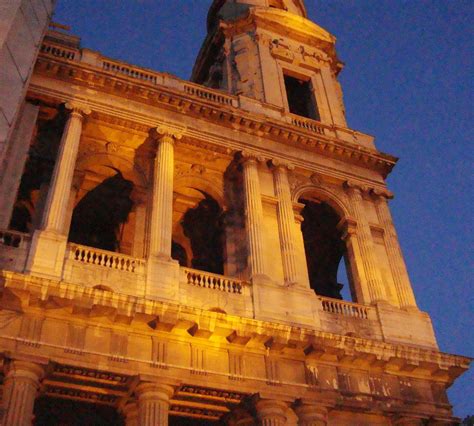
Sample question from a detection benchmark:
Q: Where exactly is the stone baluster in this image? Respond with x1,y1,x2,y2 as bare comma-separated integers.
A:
41,103,90,234
26,103,90,277
255,399,288,426
2,361,44,426
271,160,298,285
148,126,182,259
136,382,174,426
344,181,387,303
294,404,328,426
241,152,268,279
372,190,418,308
121,401,139,426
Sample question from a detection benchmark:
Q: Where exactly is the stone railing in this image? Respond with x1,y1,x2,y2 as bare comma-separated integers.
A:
184,84,235,107
289,115,326,135
0,230,31,249
319,296,371,320
102,60,158,84
183,267,245,294
70,244,145,274
40,42,77,61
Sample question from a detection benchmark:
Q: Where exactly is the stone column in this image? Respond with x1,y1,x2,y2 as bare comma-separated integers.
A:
2,360,44,426
26,103,90,277
241,152,268,279
294,404,328,426
228,408,256,426
271,160,298,285
344,181,387,303
136,382,174,426
121,401,139,426
41,103,90,234
255,399,288,426
372,190,418,309
146,126,183,301
148,126,183,259
0,102,39,229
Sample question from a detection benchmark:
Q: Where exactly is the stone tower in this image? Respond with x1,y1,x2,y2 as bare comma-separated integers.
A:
0,1,469,425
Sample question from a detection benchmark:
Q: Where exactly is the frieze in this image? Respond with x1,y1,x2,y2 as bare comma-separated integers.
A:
269,38,331,69
44,384,118,405
177,385,247,403
52,363,130,385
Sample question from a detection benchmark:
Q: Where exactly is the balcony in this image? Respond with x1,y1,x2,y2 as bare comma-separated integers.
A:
0,232,378,337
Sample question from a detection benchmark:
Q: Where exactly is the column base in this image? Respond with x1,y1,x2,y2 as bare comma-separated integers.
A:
146,255,180,302
25,230,67,278
252,278,320,327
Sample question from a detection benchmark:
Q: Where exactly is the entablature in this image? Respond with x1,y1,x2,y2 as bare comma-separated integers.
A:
31,37,397,180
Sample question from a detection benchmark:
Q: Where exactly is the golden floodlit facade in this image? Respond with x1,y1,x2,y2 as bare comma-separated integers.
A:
0,0,470,424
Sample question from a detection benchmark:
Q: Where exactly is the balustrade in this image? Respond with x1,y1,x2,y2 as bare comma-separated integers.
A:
102,61,158,84
290,115,326,135
70,244,145,274
184,84,235,106
183,267,244,294
319,296,370,319
40,42,77,60
0,230,30,249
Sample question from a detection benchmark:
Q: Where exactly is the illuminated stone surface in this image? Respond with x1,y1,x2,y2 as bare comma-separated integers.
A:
0,0,469,424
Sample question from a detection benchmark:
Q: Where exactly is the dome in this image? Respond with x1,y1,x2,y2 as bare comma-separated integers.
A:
207,0,307,32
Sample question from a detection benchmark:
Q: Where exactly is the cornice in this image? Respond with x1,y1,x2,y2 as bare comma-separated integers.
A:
1,271,470,386
31,55,397,179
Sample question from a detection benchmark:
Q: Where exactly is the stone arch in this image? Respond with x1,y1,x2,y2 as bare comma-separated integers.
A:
174,174,225,210
292,184,350,220
76,152,148,190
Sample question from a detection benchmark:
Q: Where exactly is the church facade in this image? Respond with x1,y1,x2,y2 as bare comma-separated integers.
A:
0,1,469,424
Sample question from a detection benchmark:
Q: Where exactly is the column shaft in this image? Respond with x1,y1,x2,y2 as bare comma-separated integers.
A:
374,195,417,308
345,183,386,302
255,399,287,426
272,163,298,285
242,155,267,278
2,361,44,426
294,404,328,426
149,134,175,258
136,382,174,426
41,106,88,234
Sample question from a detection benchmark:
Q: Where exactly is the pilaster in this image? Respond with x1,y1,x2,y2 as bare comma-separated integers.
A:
2,360,44,426
344,181,387,303
271,159,299,286
372,189,417,309
121,401,139,426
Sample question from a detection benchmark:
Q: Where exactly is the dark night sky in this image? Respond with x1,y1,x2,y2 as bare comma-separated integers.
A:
53,0,473,418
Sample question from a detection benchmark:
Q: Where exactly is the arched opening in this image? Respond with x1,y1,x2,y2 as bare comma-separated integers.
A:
172,189,225,275
68,171,134,253
299,197,353,300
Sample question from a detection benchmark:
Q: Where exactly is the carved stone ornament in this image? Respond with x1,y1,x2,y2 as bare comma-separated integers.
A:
64,101,91,116
151,124,186,142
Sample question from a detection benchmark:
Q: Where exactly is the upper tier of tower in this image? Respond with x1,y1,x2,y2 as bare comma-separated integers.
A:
192,0,348,128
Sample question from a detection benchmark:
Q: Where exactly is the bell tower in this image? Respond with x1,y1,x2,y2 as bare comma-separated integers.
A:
192,0,347,128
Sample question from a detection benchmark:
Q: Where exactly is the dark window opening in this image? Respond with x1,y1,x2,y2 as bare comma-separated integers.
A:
284,74,320,120
68,171,134,253
9,109,67,232
177,193,225,275
172,241,188,267
300,199,349,299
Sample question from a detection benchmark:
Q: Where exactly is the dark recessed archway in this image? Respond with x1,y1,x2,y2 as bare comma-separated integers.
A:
300,198,347,299
68,171,134,252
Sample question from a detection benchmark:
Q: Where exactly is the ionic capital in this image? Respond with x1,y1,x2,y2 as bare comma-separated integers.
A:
151,125,185,144
240,150,266,165
337,218,357,241
371,188,394,200
64,101,91,117
343,180,369,197
270,158,295,172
